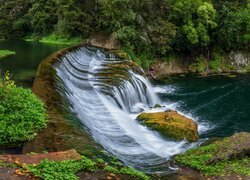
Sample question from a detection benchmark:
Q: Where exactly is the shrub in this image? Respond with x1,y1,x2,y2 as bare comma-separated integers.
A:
26,157,97,180
0,50,16,59
0,72,47,145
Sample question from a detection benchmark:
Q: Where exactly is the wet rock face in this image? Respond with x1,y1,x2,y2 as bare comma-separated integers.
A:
230,51,250,68
136,111,199,142
88,33,120,50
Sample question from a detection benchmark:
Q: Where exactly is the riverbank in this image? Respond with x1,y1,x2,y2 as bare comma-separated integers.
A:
0,50,16,59
145,50,250,81
1,40,249,179
173,132,250,179
0,149,149,180
24,34,82,45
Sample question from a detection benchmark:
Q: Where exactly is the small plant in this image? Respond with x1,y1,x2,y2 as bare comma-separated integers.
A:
0,72,47,145
119,167,150,180
189,56,207,74
22,156,150,180
176,133,250,177
103,165,119,173
25,157,97,180
0,50,16,59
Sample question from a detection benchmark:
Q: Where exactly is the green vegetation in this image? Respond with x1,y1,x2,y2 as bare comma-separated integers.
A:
23,156,149,180
175,133,250,177
0,50,16,59
25,157,96,180
119,167,149,180
25,34,82,45
1,0,250,68
0,72,47,145
189,56,207,74
39,34,81,45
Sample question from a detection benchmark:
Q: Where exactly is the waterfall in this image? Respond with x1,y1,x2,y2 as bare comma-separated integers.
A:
54,45,196,173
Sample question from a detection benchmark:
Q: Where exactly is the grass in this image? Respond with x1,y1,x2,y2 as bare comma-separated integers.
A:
189,56,207,74
0,50,16,59
24,33,82,45
20,156,149,180
25,157,96,180
175,133,250,177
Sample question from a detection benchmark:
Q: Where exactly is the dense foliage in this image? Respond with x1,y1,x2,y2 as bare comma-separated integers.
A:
26,157,96,180
0,0,250,64
0,72,47,145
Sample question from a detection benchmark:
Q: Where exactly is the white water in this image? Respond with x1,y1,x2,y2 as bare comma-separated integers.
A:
55,46,199,172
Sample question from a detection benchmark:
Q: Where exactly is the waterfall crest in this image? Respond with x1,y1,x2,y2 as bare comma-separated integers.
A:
55,45,196,172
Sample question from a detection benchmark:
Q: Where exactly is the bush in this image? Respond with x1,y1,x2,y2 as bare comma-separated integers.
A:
26,157,97,180
0,50,16,59
0,72,47,145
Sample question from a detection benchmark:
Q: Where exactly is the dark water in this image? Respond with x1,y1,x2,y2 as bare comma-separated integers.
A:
1,40,249,151
157,75,250,138
0,40,67,87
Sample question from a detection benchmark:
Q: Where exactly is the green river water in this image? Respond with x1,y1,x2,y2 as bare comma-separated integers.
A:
0,40,67,87
1,40,250,156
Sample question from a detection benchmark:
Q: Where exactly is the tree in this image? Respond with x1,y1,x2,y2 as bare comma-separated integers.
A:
171,0,217,54
55,0,92,37
27,0,57,34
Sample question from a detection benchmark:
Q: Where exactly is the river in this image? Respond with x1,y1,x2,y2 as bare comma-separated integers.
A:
1,40,249,174
0,40,67,87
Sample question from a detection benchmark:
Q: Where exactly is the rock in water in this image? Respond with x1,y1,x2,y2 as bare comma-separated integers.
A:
136,111,199,142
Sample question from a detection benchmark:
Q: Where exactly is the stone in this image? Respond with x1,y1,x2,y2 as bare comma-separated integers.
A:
136,111,199,142
154,104,162,108
88,33,120,50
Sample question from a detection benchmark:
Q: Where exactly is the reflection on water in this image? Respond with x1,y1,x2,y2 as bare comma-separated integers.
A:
0,40,67,87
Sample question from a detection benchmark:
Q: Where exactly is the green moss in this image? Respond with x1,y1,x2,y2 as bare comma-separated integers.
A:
209,52,235,73
119,167,150,180
137,112,199,142
23,155,149,180
0,50,16,59
25,156,97,180
189,56,207,74
175,133,250,177
104,165,120,173
0,161,18,168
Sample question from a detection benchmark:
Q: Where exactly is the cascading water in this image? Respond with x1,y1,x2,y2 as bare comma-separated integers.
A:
54,45,198,173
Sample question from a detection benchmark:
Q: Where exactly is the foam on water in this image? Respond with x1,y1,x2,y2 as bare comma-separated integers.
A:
54,46,202,172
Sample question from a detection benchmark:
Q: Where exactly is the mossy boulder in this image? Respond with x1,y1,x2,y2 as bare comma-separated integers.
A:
154,104,162,108
136,111,199,142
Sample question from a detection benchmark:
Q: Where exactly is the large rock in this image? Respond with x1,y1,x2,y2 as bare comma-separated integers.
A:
87,33,120,50
136,111,199,142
